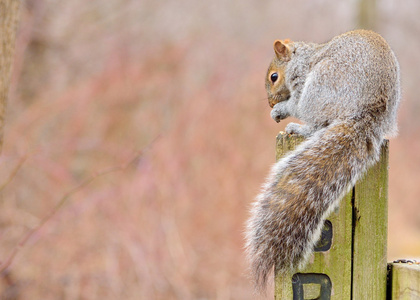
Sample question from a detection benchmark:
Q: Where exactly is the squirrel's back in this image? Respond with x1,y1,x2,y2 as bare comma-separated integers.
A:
297,30,400,136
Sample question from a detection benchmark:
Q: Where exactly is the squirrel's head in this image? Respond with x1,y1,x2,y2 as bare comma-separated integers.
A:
266,39,292,108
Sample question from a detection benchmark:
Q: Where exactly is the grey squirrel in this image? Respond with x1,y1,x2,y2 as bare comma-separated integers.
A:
245,30,400,292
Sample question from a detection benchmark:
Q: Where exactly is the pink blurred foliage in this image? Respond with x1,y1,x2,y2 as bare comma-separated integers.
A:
0,20,276,298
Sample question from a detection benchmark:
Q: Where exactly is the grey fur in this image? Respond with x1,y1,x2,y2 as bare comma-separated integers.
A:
246,30,400,292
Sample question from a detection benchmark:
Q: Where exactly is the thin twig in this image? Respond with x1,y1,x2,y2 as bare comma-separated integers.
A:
0,156,26,193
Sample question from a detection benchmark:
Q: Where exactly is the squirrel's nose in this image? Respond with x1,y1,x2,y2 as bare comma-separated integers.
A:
268,97,277,108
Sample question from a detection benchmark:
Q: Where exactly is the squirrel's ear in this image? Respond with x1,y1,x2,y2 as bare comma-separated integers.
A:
274,40,291,61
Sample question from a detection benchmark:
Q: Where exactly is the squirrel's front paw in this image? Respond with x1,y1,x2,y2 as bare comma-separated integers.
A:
285,123,302,134
271,102,289,123
285,123,315,137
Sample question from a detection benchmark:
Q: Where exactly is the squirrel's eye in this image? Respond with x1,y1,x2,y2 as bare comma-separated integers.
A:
270,73,278,83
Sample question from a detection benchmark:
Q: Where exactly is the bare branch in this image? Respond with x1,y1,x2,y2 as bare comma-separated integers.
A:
0,135,160,273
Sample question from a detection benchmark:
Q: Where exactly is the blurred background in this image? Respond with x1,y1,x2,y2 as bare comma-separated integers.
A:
0,0,419,299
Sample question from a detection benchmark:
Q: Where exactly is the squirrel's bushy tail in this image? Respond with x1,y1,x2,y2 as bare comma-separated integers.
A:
245,119,383,292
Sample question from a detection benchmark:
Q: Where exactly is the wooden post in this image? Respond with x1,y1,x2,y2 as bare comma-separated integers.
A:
352,141,388,299
274,132,388,299
387,262,420,299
